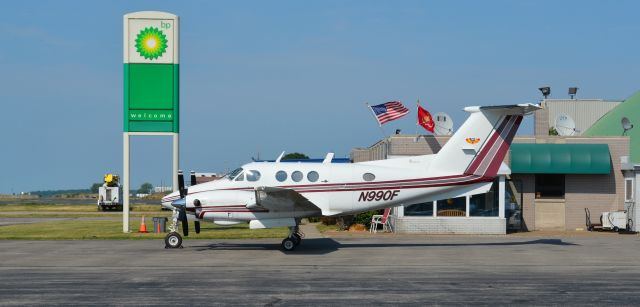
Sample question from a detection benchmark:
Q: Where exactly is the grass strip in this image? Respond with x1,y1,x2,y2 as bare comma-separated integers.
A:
0,204,162,212
0,220,287,240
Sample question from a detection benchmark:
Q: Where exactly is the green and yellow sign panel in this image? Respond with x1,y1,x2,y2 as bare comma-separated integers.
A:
124,11,179,132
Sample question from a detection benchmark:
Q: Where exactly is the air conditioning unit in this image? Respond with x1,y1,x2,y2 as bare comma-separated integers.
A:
602,211,628,232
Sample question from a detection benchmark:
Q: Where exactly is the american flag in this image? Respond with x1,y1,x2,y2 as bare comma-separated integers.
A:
369,101,409,125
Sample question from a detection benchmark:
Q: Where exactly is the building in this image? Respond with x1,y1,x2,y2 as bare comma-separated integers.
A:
352,94,638,234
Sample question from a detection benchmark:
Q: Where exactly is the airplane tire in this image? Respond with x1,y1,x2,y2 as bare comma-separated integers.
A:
165,232,183,249
281,238,296,251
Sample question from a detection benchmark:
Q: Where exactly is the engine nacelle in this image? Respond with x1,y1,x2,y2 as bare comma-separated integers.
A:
185,190,256,210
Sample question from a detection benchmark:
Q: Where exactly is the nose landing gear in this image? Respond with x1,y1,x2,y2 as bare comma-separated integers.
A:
165,208,184,249
165,232,183,249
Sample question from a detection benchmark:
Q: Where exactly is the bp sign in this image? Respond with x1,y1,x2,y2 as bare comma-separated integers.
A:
124,11,179,132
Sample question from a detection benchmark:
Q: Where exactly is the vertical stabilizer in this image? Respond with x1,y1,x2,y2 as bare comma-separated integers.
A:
426,104,539,179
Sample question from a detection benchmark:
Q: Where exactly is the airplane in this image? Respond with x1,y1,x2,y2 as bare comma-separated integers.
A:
161,103,540,250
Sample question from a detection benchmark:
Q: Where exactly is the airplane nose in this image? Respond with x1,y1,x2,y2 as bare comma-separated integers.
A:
161,191,181,210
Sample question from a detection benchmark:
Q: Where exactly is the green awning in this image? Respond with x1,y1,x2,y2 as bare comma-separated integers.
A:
510,144,611,174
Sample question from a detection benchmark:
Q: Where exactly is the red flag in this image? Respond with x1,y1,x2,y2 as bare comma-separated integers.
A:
417,105,435,133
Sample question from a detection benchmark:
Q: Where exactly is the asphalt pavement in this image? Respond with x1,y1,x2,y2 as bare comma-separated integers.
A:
0,234,639,306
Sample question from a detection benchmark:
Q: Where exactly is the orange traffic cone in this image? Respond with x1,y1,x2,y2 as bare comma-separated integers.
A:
138,215,148,233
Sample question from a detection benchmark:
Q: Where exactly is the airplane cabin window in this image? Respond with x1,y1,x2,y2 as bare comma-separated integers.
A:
307,171,319,182
246,170,261,182
276,171,287,182
291,171,303,182
363,173,376,181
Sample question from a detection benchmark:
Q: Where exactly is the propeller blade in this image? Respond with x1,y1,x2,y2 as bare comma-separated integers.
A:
178,170,185,198
178,207,189,236
193,199,201,234
190,171,197,187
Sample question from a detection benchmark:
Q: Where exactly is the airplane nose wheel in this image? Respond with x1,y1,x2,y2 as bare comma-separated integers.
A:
165,232,183,249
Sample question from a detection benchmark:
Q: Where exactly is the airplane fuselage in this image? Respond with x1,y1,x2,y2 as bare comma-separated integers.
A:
162,158,494,225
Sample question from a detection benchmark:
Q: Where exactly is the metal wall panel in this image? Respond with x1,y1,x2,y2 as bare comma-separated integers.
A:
544,99,620,136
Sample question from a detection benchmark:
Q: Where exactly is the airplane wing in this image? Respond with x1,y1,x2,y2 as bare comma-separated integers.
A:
250,186,322,213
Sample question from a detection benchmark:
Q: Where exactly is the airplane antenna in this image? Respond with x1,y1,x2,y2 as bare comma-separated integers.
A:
275,151,286,163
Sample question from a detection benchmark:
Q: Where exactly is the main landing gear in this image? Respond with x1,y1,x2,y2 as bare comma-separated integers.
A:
281,223,304,252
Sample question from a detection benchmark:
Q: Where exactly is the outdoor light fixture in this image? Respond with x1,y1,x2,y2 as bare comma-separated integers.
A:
395,129,402,135
538,86,551,99
622,117,634,136
569,87,578,99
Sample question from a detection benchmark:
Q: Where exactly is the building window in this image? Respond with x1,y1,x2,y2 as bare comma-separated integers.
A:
363,173,376,181
404,202,434,216
275,171,287,182
437,196,466,217
625,178,634,201
307,171,319,182
246,170,261,182
470,181,498,217
291,171,303,182
535,174,565,199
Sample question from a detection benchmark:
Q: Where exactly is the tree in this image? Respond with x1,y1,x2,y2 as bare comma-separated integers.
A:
90,183,102,194
138,182,153,194
549,127,559,136
282,152,309,160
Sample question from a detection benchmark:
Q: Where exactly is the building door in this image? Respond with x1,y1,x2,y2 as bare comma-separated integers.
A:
505,179,523,231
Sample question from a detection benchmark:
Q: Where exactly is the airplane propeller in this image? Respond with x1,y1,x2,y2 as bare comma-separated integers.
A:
191,171,201,234
170,170,202,236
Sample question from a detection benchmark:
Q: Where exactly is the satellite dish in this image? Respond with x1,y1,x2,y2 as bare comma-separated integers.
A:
555,113,577,136
622,117,634,135
433,112,454,136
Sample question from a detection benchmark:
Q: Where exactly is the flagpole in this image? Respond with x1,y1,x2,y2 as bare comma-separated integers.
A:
415,98,420,142
365,102,387,139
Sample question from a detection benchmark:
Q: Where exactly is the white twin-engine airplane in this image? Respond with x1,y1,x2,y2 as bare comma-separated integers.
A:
161,103,540,250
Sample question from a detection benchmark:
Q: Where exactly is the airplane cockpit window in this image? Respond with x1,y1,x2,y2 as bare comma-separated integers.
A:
235,172,245,181
363,173,376,181
246,170,261,182
291,171,303,182
226,168,244,181
276,171,287,182
307,171,319,182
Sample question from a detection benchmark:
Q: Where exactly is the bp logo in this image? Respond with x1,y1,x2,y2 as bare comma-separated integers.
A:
135,27,168,60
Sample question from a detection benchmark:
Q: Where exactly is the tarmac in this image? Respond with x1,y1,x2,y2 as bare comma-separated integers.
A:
1,230,639,306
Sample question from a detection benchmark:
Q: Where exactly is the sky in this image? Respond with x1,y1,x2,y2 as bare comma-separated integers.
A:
1,0,639,193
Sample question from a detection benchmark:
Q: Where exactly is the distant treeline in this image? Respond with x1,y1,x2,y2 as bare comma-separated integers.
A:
30,189,91,197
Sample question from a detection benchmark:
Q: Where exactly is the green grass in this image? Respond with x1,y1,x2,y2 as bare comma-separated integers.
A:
0,212,171,218
0,204,162,212
0,220,288,240
316,223,340,233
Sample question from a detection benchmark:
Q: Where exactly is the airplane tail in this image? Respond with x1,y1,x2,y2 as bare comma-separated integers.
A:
426,104,540,179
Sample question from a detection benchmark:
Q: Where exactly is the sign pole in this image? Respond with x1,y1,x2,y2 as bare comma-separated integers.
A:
123,132,130,232
172,133,179,192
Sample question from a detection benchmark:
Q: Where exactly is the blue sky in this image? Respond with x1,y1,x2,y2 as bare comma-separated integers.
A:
1,1,639,193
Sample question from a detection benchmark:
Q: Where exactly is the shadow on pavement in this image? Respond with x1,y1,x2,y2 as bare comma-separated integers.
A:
190,238,577,255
